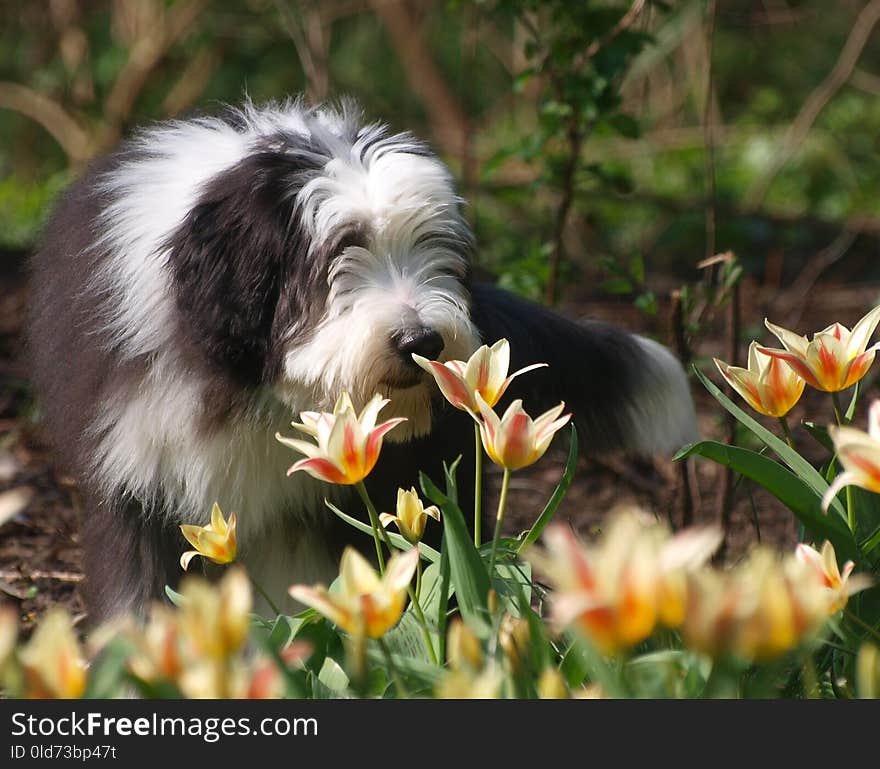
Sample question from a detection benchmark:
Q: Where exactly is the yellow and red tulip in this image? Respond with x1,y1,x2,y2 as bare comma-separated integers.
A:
732,549,827,662
19,609,87,699
795,540,872,613
277,392,406,485
178,567,252,660
532,519,659,654
472,393,570,471
127,604,185,684
758,305,880,392
180,502,237,571
412,338,546,411
683,554,808,663
289,546,419,639
681,543,868,663
822,400,880,511
714,341,805,417
529,513,720,655
379,487,440,544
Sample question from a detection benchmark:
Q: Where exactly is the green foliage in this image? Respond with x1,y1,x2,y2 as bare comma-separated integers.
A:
0,173,69,248
2,0,878,296
683,357,880,694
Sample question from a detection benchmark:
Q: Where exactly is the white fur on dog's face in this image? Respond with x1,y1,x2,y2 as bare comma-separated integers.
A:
279,140,479,438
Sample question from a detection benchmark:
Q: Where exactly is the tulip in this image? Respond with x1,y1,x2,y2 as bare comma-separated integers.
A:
180,502,237,571
289,546,419,639
655,525,726,628
822,400,880,511
473,393,571,471
412,338,546,411
127,604,185,684
733,549,832,662
178,567,252,660
242,656,286,699
277,392,405,485
534,519,661,654
537,668,570,699
758,305,880,392
379,487,440,544
446,618,484,671
530,512,721,655
19,609,87,699
679,568,742,660
435,667,503,699
498,614,531,673
681,548,841,663
795,540,872,613
413,338,547,549
714,341,805,418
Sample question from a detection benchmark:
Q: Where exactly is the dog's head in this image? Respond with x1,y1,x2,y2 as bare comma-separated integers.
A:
160,101,479,438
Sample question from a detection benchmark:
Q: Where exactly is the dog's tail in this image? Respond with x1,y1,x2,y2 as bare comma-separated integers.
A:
469,283,698,456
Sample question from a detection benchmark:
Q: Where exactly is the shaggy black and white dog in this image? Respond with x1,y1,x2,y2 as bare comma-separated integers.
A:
28,98,697,622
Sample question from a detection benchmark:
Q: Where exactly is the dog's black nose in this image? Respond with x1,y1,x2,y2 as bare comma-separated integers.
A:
395,327,445,364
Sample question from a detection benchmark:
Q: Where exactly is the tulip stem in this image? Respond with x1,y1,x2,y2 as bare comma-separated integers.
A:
474,423,483,548
356,481,389,575
249,575,282,617
777,416,795,448
832,392,845,426
377,637,408,697
408,560,438,664
487,469,512,578
830,394,857,531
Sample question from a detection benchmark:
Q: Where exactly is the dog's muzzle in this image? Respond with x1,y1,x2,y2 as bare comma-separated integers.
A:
384,325,445,388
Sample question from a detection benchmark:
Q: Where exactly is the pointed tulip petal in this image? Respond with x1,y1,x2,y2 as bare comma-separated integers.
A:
413,354,473,409
846,304,880,359
821,471,859,512
757,347,822,389
287,457,348,484
764,319,809,355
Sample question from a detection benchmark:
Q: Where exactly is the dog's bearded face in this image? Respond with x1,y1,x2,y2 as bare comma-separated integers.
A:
92,104,481,451
276,143,480,439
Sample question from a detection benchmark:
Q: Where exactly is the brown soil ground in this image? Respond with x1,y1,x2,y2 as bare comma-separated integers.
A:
2,252,877,635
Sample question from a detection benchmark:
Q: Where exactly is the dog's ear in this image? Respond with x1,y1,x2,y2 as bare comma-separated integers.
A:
470,282,697,456
166,148,322,386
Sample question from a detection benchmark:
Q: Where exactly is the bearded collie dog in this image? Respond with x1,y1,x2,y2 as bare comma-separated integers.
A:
27,98,697,621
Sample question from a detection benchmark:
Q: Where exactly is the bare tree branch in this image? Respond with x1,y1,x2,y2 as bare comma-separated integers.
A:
162,46,218,117
582,0,646,61
776,228,859,328
276,1,332,104
98,0,208,153
0,82,91,165
743,0,880,210
369,0,471,160
850,67,880,95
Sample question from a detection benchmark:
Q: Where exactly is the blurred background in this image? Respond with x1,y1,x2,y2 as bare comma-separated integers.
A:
1,0,879,624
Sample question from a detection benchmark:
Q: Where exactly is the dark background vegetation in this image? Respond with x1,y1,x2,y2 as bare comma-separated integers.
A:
1,0,879,628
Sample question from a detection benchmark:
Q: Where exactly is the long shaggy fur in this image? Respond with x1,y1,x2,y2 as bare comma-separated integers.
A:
27,98,697,621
